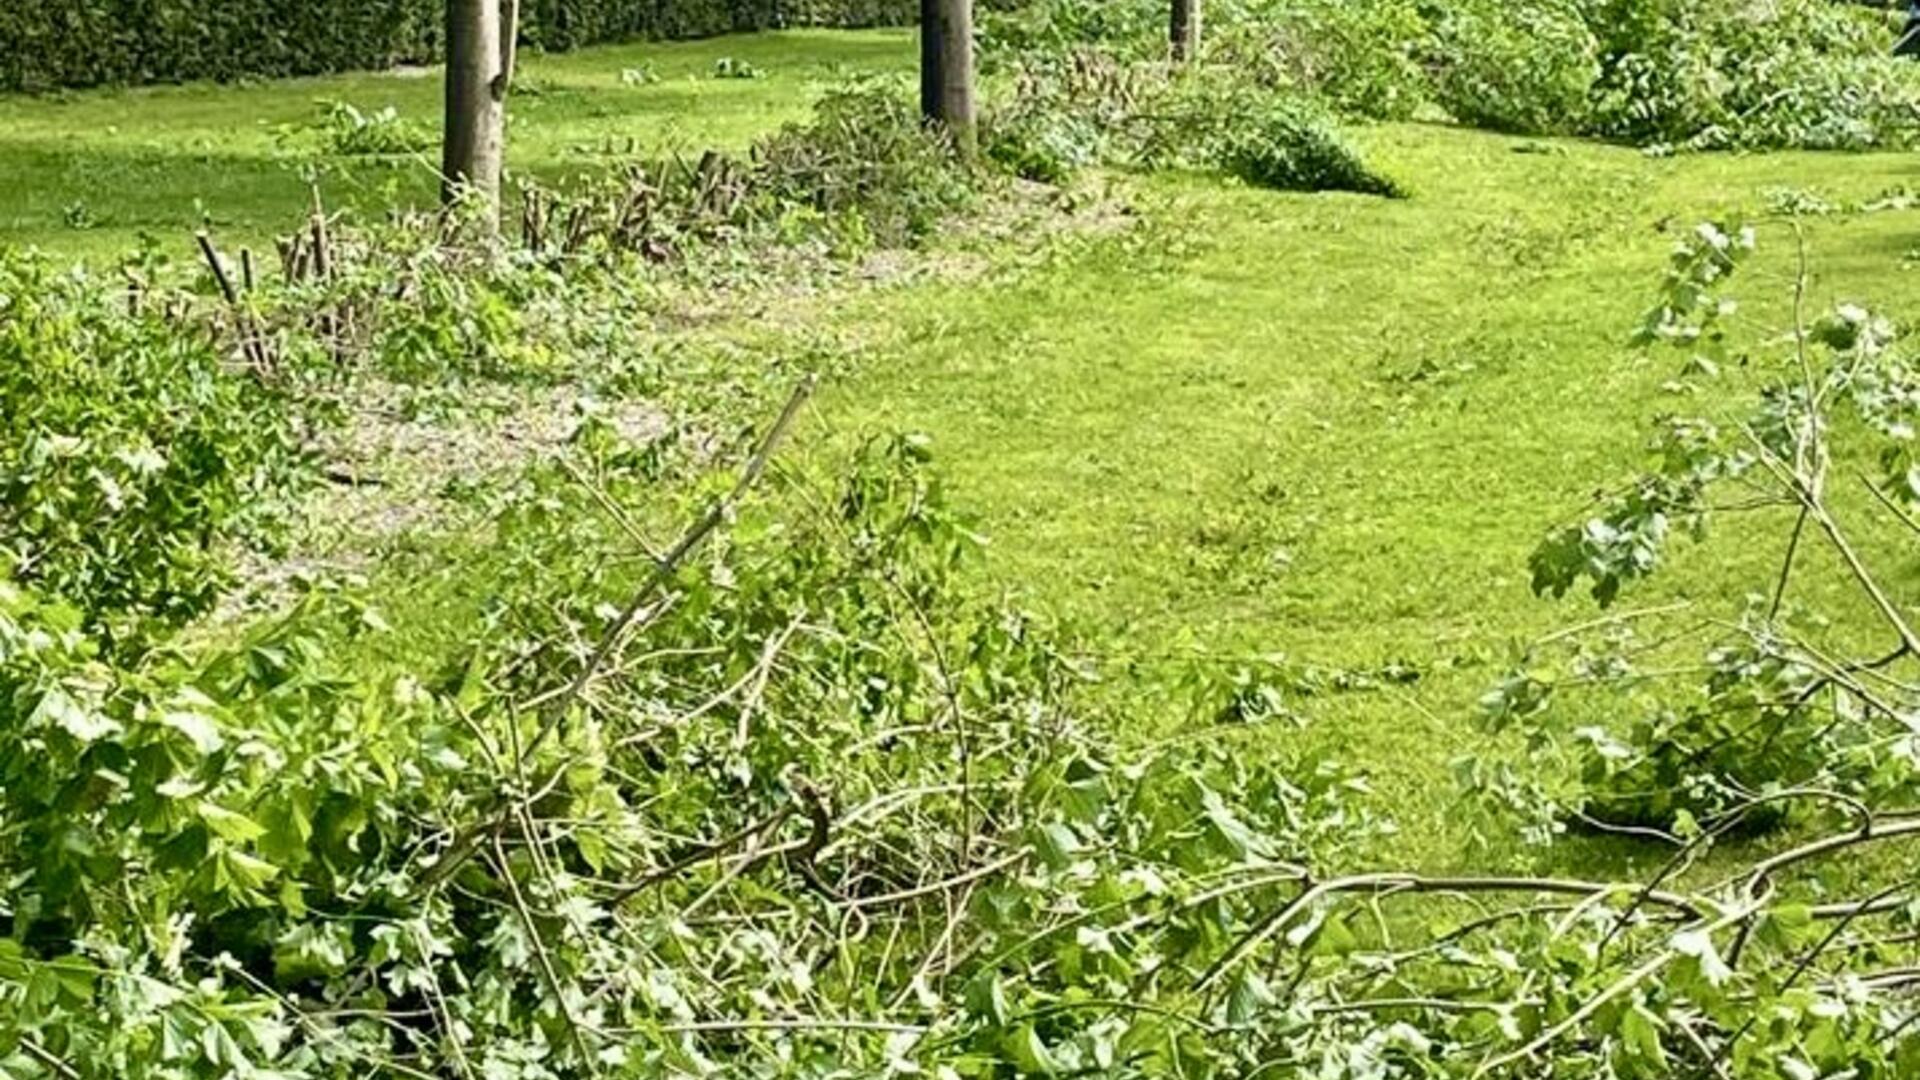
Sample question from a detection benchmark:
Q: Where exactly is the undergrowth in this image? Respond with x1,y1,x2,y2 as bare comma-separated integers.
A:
986,0,1920,152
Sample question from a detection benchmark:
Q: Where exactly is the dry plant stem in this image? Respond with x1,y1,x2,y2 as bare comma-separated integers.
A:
843,849,1027,911
1748,431,1920,659
408,922,479,1080
1806,500,1920,658
1864,474,1920,539
18,1040,79,1080
195,230,271,376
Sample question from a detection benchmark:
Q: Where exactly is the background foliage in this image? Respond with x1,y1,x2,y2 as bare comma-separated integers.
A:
987,0,1920,152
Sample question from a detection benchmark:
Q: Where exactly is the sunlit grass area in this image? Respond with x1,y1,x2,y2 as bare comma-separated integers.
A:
0,28,912,259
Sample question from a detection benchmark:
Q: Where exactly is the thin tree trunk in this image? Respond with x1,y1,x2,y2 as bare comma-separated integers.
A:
442,0,508,231
1170,0,1200,64
920,0,976,158
919,0,943,123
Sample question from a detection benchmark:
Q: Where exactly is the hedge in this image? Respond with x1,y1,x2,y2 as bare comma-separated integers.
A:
0,0,923,92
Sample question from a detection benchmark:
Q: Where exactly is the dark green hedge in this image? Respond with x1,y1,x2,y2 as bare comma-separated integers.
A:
0,0,921,92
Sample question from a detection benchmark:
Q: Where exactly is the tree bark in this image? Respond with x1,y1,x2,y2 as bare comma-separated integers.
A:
920,0,976,158
1170,0,1200,64
442,0,509,231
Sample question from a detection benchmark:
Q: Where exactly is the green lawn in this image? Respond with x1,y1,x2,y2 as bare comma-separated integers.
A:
0,28,912,260
800,126,1920,870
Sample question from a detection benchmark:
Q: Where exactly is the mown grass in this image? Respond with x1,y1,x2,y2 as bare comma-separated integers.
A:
799,126,1920,872
0,28,912,259
10,30,1919,880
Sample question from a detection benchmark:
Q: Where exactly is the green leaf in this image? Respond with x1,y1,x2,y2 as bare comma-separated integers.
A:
1227,968,1276,1025
1305,912,1359,958
32,686,117,743
1671,928,1731,988
1002,1024,1058,1076
965,972,1011,1026
199,801,266,843
220,848,280,890
1619,1002,1667,1069
161,706,224,755
1032,822,1081,869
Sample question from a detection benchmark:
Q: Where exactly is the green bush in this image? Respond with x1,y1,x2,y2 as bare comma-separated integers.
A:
0,0,917,92
980,50,1144,182
1430,0,1600,134
986,108,1101,183
983,0,1920,153
1582,0,1920,149
1220,97,1406,197
1232,0,1434,121
754,82,978,243
0,251,315,642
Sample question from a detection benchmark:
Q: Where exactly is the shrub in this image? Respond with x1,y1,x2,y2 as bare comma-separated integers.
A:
978,0,1166,65
981,51,1142,183
1230,0,1434,121
753,83,978,243
1219,97,1406,197
1582,0,1920,149
313,100,436,156
986,108,1101,183
0,251,314,641
1430,0,1600,134
984,0,1920,153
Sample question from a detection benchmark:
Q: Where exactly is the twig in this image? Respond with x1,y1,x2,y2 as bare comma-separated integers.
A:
194,230,272,376
490,835,601,1073
1196,873,1708,993
844,849,1028,911
18,1039,79,1080
650,1018,928,1035
1473,905,1755,1078
610,806,795,905
526,373,817,762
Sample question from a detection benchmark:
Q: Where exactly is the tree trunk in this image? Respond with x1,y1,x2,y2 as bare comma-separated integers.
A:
919,0,943,122
442,0,510,231
1170,0,1200,64
920,0,976,159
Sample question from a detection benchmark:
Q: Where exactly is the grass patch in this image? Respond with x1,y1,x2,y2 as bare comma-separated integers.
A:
0,29,913,260
792,124,1920,871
